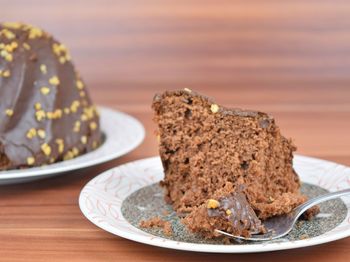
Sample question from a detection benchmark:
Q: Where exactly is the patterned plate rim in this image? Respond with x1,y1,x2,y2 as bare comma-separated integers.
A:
79,155,350,253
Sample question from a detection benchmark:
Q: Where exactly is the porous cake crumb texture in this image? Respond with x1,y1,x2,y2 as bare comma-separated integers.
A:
152,90,316,238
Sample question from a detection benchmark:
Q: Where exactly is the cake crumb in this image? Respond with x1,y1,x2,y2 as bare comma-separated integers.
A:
300,234,309,240
302,205,320,220
163,222,173,236
222,237,231,245
140,216,173,236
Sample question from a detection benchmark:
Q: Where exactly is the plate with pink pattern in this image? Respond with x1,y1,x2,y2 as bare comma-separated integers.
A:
79,156,350,253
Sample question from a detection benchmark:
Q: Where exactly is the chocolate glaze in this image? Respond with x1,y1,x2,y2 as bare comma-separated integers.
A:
208,188,266,235
0,22,101,170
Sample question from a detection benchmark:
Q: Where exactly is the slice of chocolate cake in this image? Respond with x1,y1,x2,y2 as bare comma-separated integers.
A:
152,89,317,238
0,22,101,170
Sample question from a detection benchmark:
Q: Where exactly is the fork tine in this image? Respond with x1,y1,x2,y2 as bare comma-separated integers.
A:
215,229,275,241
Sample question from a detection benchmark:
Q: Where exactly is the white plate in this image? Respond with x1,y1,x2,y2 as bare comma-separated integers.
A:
0,107,144,185
79,155,350,253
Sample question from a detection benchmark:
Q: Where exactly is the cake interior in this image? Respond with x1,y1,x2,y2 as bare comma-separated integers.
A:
152,90,318,238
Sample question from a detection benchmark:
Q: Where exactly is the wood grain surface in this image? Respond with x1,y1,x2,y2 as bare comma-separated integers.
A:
1,0,350,261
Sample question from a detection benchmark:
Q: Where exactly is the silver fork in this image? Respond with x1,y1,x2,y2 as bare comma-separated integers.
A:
215,188,350,241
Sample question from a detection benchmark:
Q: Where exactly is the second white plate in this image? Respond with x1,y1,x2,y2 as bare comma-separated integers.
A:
0,106,145,185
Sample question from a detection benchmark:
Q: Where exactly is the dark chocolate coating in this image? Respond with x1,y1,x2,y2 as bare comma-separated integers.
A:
208,188,265,234
0,22,101,170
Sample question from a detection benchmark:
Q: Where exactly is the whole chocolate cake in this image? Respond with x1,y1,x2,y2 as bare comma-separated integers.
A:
152,89,318,238
0,22,101,170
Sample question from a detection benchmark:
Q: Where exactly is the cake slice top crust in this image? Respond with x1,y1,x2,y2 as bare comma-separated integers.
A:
153,89,272,119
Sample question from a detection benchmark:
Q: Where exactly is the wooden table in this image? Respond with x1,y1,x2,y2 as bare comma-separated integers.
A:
1,1,350,261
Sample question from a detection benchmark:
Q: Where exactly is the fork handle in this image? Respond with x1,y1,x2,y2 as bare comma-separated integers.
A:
297,188,350,215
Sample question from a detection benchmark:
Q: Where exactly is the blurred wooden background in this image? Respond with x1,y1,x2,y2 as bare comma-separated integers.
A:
0,1,350,261
2,0,350,162
3,0,350,84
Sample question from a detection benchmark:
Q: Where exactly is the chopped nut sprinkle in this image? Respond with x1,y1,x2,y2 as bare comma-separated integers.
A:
72,147,79,156
34,103,42,110
81,136,87,144
40,143,51,156
207,199,220,209
89,121,97,131
26,128,37,139
28,27,43,39
5,53,13,61
70,100,80,113
2,70,10,77
0,28,16,40
46,112,54,119
80,114,88,121
54,109,62,118
76,80,84,90
46,109,63,120
40,64,47,74
55,139,64,154
5,42,18,52
73,121,81,132
83,106,95,119
35,110,46,121
226,209,232,215
49,76,60,86
37,129,46,139
5,109,13,116
59,56,66,64
183,88,192,93
3,22,21,29
52,43,67,56
63,150,74,160
40,86,50,95
0,49,13,61
26,157,35,165
52,42,70,64
210,104,219,113
23,42,31,50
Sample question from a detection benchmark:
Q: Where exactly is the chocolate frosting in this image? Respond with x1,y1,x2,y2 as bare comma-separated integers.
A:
208,188,266,235
0,22,101,170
